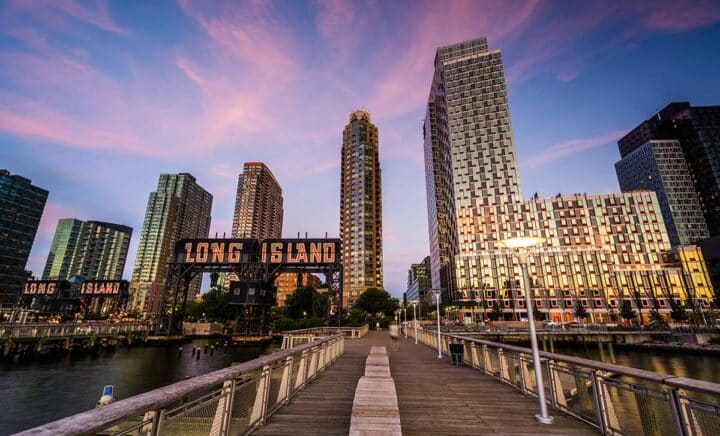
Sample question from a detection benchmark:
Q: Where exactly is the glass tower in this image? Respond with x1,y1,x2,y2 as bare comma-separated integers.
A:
129,173,212,314
340,110,383,306
42,219,132,281
0,170,48,305
616,140,709,246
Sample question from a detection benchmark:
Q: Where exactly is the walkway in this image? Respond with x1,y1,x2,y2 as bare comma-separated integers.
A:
254,331,597,435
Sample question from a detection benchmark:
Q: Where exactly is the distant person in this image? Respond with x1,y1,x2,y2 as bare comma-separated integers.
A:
389,322,400,351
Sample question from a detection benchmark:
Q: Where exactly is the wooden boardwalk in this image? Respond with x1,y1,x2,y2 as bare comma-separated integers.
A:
254,332,597,435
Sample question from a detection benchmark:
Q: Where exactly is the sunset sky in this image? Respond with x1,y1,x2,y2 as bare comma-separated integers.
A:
2,0,720,297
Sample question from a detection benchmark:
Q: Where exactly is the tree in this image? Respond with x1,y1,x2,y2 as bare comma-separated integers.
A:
574,301,589,321
669,299,688,322
649,309,665,323
285,286,327,319
354,288,397,316
202,287,234,322
608,310,620,323
620,301,636,322
488,302,503,321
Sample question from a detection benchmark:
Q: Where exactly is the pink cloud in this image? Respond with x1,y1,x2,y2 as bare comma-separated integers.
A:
5,0,130,36
641,0,720,32
521,130,627,169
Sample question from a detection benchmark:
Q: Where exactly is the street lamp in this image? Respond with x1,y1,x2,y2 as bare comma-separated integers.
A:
499,236,554,425
409,300,419,344
431,289,442,358
403,306,408,337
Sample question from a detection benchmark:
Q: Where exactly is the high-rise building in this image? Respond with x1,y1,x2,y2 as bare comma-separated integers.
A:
406,256,431,305
232,162,283,240
618,102,720,236
0,170,48,305
422,38,713,321
340,110,383,307
615,140,709,246
274,272,322,307
42,219,132,281
129,173,212,314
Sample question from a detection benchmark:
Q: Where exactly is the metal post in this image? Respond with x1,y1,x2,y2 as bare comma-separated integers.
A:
432,289,442,358
413,302,418,344
403,308,407,337
520,256,554,424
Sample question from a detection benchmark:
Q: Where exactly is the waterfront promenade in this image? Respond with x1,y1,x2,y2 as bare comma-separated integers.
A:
256,331,595,435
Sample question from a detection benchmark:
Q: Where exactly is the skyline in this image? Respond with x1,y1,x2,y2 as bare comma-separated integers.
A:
2,1,720,297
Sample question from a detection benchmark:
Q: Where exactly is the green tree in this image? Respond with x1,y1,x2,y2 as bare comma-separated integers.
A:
608,310,620,323
620,301,636,322
488,302,503,321
354,288,397,316
574,301,589,321
669,299,688,322
649,309,665,323
202,287,234,322
285,286,327,319
185,300,204,321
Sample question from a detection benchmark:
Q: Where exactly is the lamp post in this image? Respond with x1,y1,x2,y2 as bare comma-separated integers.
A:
500,236,554,425
431,289,442,358
403,307,408,337
410,300,419,344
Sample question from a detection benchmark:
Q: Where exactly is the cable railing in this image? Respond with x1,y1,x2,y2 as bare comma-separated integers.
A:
280,325,368,349
18,334,345,436
407,326,720,435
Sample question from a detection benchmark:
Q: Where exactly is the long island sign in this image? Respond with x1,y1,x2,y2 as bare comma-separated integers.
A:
176,238,340,266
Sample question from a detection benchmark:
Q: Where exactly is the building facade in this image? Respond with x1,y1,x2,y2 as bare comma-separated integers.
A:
0,170,48,306
129,173,212,314
274,272,322,307
232,162,283,241
423,38,713,322
43,219,132,281
340,110,383,307
406,256,431,304
615,140,709,246
618,102,720,237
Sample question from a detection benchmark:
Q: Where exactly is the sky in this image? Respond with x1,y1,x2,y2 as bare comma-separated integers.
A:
2,0,720,298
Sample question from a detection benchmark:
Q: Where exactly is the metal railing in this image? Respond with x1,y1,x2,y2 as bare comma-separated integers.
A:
0,322,150,340
19,334,345,435
280,325,368,350
407,326,720,435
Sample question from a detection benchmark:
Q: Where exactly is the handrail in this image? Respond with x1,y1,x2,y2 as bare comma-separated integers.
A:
409,326,720,434
19,334,345,435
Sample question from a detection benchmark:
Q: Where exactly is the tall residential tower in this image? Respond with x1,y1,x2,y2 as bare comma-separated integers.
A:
232,162,283,241
42,219,132,281
340,110,383,306
423,38,713,321
0,170,48,305
129,173,212,314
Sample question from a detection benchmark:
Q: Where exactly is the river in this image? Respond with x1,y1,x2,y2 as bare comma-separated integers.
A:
0,339,277,434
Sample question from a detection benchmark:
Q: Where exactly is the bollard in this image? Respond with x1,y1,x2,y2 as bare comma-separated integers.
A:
210,346,214,356
196,351,200,360
204,345,208,354
178,347,183,358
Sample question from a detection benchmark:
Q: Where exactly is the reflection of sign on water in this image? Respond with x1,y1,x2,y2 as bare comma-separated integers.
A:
80,280,129,295
261,239,340,264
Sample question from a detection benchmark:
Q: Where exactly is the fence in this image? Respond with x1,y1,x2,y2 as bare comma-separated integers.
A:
408,326,720,435
280,325,368,350
19,334,345,436
0,322,149,340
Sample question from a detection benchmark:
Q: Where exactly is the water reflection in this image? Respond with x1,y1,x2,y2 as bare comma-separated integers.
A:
0,339,277,434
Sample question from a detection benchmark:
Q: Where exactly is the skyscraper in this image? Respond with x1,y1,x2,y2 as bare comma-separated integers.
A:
232,162,283,240
615,140,709,246
618,102,720,236
340,110,383,306
422,38,713,321
42,219,132,281
129,173,212,314
406,256,431,305
0,170,48,305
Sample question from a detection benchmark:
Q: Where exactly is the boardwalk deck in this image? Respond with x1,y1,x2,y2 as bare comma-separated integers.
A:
253,331,597,435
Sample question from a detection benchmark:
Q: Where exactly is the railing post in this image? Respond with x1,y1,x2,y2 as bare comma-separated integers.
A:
498,349,510,381
249,364,272,426
589,370,606,434
482,345,492,374
294,350,308,391
307,346,319,381
669,389,693,436
596,374,620,433
276,356,293,407
209,379,235,436
140,409,165,436
470,343,480,368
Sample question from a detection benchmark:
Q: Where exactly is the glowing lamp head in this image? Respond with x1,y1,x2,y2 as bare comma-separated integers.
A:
499,236,544,249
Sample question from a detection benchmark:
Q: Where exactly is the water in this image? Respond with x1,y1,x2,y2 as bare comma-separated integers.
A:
0,339,277,434
551,344,720,384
